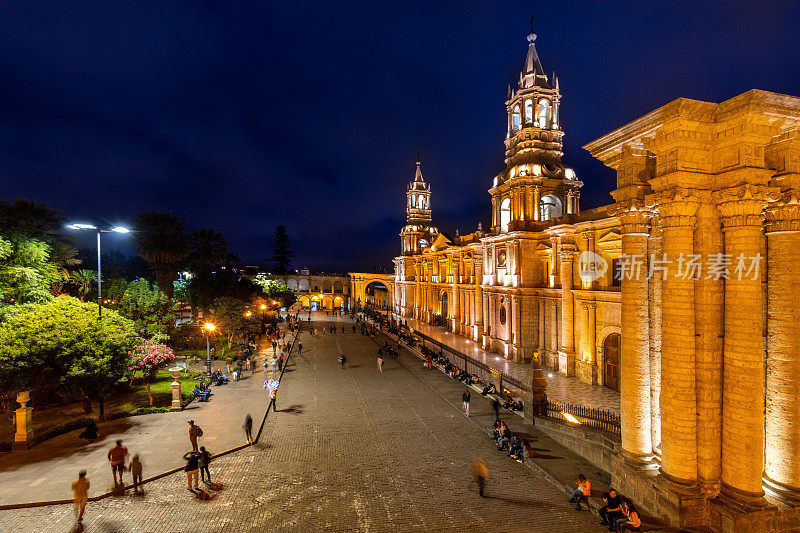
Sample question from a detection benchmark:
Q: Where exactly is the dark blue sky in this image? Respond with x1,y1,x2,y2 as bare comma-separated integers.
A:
2,2,799,270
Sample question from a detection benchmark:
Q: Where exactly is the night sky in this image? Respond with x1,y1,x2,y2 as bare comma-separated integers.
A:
2,2,799,271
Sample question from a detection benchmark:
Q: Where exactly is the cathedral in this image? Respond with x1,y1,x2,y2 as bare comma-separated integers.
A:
390,27,800,532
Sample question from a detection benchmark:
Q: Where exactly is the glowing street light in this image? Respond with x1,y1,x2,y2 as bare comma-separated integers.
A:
260,304,267,310
66,222,131,318
202,322,216,380
244,311,252,318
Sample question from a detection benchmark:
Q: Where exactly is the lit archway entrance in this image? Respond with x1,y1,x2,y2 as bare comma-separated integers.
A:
440,291,449,319
603,333,620,391
364,281,388,309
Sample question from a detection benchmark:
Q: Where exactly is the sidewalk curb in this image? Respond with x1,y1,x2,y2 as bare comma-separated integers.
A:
0,321,302,512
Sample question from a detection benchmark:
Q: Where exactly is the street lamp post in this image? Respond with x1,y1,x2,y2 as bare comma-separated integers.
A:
202,323,216,381
66,223,130,318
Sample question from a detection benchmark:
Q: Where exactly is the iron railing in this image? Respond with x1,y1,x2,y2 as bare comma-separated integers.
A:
545,399,621,436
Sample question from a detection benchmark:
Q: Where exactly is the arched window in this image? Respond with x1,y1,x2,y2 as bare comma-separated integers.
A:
540,194,562,221
524,99,533,124
418,194,425,209
537,99,551,129
500,197,511,232
512,106,521,133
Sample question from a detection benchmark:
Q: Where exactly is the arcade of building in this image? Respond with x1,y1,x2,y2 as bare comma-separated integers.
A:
349,28,800,533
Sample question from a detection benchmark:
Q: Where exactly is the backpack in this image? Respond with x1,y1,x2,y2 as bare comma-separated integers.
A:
196,426,204,437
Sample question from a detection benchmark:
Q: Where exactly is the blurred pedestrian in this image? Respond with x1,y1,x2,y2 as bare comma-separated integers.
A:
199,446,212,483
183,451,200,491
339,354,347,369
298,342,303,355
244,414,253,444
377,356,383,373
472,459,489,498
129,454,143,493
269,387,277,411
71,470,90,522
462,389,471,417
107,439,128,485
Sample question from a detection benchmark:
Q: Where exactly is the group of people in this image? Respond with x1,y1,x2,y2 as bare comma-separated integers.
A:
491,420,524,462
568,474,642,531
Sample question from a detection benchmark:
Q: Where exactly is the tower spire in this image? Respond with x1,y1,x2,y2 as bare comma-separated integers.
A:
414,157,424,183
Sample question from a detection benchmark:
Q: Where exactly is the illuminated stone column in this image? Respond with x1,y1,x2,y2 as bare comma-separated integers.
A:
614,202,653,462
533,186,541,222
693,202,723,493
657,189,700,483
13,391,33,449
714,184,776,503
647,217,663,455
538,298,546,363
763,190,800,502
525,187,534,222
559,247,576,376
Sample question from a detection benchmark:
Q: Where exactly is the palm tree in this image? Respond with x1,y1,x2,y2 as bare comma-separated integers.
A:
132,211,189,299
189,228,229,272
71,269,97,301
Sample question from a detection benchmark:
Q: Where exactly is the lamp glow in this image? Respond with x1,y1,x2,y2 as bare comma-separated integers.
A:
561,412,581,424
203,323,215,332
111,226,130,233
67,223,97,230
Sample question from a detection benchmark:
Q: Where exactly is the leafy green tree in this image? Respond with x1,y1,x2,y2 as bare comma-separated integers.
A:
113,279,176,336
133,210,189,299
70,269,98,301
269,225,294,274
210,297,247,348
0,234,61,304
187,269,260,319
0,296,137,419
253,276,298,309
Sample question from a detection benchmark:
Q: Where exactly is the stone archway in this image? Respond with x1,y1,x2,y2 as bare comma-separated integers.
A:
440,290,449,319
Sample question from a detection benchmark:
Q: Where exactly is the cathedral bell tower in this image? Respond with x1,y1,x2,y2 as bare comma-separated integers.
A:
489,27,583,234
400,160,438,255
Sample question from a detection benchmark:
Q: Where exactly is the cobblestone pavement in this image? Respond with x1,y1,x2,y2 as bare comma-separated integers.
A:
400,316,621,413
0,318,606,532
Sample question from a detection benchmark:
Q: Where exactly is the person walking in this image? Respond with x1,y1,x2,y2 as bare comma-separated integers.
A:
298,342,303,355
198,446,212,483
472,459,489,498
272,340,277,355
339,354,347,369
129,454,143,493
462,389,471,417
71,470,90,523
243,414,253,444
377,356,383,373
188,420,203,452
269,387,277,412
271,356,277,374
107,439,128,485
183,451,200,491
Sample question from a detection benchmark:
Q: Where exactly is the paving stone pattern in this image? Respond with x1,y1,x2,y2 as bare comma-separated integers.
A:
0,317,606,532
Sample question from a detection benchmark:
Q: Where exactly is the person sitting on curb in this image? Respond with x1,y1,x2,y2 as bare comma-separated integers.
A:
568,473,592,510
614,500,641,532
481,383,497,396
507,434,524,462
491,419,503,440
496,424,512,451
599,488,624,530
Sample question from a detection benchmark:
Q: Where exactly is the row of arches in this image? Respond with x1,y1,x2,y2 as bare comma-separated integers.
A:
297,295,346,311
511,97,555,133
408,193,429,209
499,194,563,231
276,278,346,293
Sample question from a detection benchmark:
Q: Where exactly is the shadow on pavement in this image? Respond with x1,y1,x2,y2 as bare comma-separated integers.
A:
279,404,305,414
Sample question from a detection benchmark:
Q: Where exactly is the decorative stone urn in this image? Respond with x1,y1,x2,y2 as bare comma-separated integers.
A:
13,391,33,449
169,368,182,412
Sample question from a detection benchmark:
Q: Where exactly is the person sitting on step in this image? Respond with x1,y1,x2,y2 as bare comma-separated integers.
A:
568,474,592,510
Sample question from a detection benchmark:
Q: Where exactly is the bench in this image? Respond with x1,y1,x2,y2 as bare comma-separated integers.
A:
193,388,210,402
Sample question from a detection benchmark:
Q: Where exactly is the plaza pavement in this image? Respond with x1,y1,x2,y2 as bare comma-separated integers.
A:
400,316,621,413
0,314,613,532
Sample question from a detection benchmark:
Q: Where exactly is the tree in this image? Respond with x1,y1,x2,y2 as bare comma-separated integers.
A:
0,198,64,239
128,339,175,406
0,234,61,304
269,225,294,274
0,296,137,419
133,211,189,299
70,269,97,301
112,278,175,336
189,228,229,273
210,297,247,348
187,269,260,319
253,276,298,309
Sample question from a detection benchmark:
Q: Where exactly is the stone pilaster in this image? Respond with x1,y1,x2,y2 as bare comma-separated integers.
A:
612,200,653,462
763,190,800,503
647,217,663,456
538,298,546,364
559,246,576,376
657,188,700,483
533,186,541,222
714,184,778,505
577,301,597,384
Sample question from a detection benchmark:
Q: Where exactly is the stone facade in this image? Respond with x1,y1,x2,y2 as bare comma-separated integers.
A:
385,27,800,533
